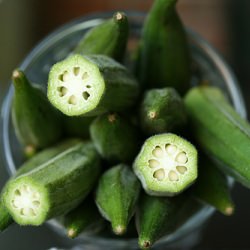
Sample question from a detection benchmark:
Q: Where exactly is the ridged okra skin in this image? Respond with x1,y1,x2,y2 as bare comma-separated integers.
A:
0,202,13,232
0,139,80,232
191,155,234,216
136,193,185,249
63,196,104,239
184,86,250,188
133,133,197,196
48,54,139,116
90,113,141,164
136,194,203,249
136,0,191,94
140,88,187,135
74,12,129,62
12,70,63,152
15,138,80,176
95,164,141,235
2,142,101,226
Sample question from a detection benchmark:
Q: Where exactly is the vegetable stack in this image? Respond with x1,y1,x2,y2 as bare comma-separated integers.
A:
1,1,249,249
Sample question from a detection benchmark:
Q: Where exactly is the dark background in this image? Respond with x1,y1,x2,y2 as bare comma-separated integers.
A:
1,0,250,249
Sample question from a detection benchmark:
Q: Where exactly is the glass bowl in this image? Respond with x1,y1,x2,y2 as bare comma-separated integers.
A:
0,11,247,250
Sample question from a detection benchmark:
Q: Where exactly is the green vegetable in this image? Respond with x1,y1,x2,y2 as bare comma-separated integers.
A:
136,0,191,94
15,139,80,177
184,86,250,188
63,196,104,239
47,54,139,116
133,133,197,196
2,142,101,226
90,113,141,164
11,69,63,154
140,88,187,135
191,155,234,216
74,12,129,62
95,164,140,235
136,193,203,249
136,193,185,249
0,201,13,232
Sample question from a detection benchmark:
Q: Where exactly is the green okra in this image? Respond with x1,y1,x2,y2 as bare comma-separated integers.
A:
90,113,141,164
11,70,63,153
63,196,104,239
47,54,139,116
133,133,197,196
136,193,185,249
0,139,80,232
2,141,101,226
140,88,187,135
0,201,13,232
136,0,191,94
95,164,140,235
63,12,129,135
74,12,129,62
184,86,250,188
191,155,234,216
15,138,80,177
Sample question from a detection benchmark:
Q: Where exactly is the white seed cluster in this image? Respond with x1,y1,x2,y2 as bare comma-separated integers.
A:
148,144,188,182
57,67,92,105
11,185,41,217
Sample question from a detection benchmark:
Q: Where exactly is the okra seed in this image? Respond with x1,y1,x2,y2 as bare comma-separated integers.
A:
148,159,160,168
68,95,77,105
58,74,63,81
57,86,68,97
63,71,70,82
152,146,164,158
153,169,165,181
82,91,90,100
176,152,188,164
165,144,177,155
20,208,25,216
82,72,89,80
148,111,156,119
30,208,36,216
168,170,179,181
73,67,80,76
86,85,91,88
176,166,187,174
12,200,18,208
32,201,40,208
14,189,21,196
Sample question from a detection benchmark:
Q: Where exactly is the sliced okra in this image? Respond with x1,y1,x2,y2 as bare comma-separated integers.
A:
133,133,197,196
47,54,139,116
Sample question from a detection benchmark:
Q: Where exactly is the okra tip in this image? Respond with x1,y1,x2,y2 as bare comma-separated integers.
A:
113,224,126,235
24,145,37,159
67,228,77,239
12,69,26,88
225,205,234,216
12,69,22,80
113,11,126,22
139,238,152,249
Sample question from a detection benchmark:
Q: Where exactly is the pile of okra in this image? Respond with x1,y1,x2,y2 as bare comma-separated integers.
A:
1,0,250,249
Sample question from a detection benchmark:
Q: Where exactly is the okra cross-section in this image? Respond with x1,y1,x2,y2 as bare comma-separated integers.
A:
133,133,197,196
47,54,139,116
2,142,101,226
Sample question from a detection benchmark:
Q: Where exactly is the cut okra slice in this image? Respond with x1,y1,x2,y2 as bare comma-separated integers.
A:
2,142,101,226
133,133,197,196
48,54,139,116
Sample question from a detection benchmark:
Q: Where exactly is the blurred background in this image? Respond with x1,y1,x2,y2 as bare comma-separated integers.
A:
0,0,250,249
